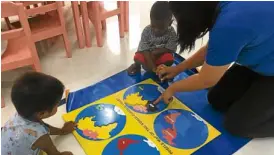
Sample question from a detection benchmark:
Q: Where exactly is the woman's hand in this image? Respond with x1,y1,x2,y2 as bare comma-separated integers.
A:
162,87,175,104
156,65,180,81
154,86,175,104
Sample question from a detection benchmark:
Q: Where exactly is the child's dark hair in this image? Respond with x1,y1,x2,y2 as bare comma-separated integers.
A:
169,1,220,53
11,72,64,118
150,1,172,22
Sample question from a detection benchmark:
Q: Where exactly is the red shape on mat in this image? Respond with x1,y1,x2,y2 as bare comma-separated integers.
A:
164,112,181,126
162,112,181,146
162,127,177,146
118,138,139,155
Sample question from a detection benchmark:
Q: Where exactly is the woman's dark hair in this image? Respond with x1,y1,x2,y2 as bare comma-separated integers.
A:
169,1,220,53
11,72,64,119
151,1,172,22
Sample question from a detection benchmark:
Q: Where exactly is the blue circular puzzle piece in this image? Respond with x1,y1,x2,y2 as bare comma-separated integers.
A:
103,134,160,155
123,84,168,114
75,103,126,141
154,109,209,149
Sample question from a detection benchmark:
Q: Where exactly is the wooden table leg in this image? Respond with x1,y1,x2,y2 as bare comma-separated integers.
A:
80,1,92,48
71,1,85,49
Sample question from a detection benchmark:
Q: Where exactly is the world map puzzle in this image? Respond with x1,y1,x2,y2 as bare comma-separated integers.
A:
63,79,221,155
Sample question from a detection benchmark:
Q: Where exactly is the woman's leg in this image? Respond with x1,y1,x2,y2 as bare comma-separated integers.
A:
224,75,274,138
207,64,258,112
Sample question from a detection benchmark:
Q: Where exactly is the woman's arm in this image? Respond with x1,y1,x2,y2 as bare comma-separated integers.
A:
156,44,208,81
176,44,208,72
171,62,229,91
161,62,230,103
174,26,253,91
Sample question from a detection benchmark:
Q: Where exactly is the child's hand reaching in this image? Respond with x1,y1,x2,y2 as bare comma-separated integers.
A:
61,121,77,135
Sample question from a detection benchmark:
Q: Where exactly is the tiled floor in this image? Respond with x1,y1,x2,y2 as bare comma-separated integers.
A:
1,2,273,155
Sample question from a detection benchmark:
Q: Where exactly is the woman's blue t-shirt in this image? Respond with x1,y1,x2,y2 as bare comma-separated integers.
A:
206,2,274,76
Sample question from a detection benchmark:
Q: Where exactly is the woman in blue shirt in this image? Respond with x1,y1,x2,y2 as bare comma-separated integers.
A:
156,2,274,138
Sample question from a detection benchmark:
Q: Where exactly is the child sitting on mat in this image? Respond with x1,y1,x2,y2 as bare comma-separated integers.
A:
2,72,75,155
127,1,177,75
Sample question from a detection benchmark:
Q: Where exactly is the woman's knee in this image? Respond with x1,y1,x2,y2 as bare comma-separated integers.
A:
224,117,250,138
224,115,274,138
224,114,261,138
207,89,228,112
207,89,215,105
